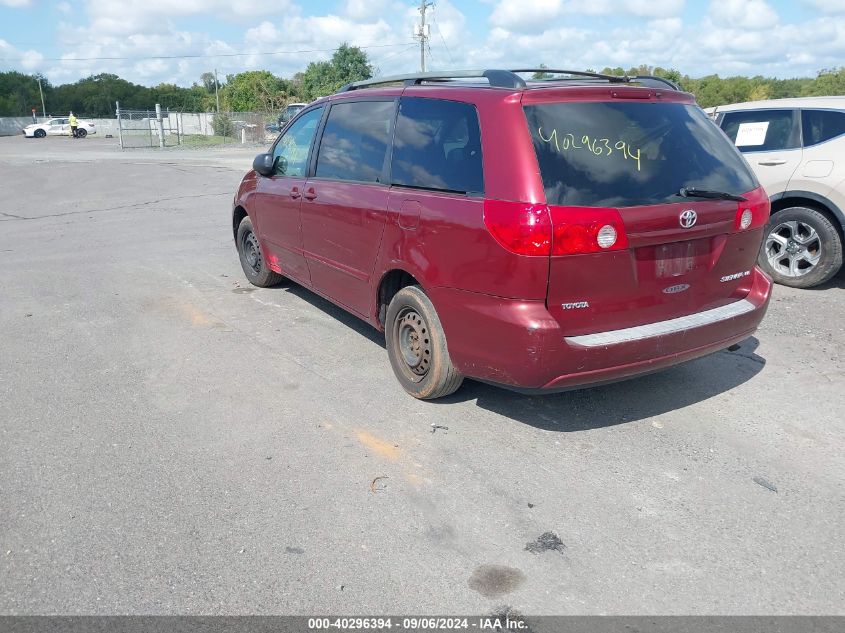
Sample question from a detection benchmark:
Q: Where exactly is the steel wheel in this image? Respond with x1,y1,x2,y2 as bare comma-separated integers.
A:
235,215,283,287
385,285,463,399
393,307,431,382
764,219,822,279
240,230,262,276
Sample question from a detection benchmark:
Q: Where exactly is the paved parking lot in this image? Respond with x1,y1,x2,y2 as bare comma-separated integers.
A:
1,136,843,615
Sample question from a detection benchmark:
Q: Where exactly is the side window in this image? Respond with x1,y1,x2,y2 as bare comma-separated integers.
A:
391,97,484,194
314,100,394,183
720,109,800,153
802,109,845,147
272,107,323,177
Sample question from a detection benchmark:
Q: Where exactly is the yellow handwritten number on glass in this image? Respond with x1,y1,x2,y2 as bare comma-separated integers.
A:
538,127,642,172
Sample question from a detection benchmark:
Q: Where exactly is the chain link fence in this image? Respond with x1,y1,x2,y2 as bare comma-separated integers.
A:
116,108,183,149
116,104,276,149
179,111,275,147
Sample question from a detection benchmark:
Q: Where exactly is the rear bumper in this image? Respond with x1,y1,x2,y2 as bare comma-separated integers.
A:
428,266,772,391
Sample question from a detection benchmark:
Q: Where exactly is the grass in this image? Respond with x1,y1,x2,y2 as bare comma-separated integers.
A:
178,134,240,147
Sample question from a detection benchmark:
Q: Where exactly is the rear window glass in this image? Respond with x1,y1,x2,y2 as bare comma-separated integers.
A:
391,97,484,194
524,102,758,208
315,100,394,184
802,109,845,147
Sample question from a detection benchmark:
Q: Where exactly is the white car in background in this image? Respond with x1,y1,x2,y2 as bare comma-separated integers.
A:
23,117,97,139
708,97,845,288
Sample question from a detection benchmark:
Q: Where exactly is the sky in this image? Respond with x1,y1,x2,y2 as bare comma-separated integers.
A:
0,0,844,87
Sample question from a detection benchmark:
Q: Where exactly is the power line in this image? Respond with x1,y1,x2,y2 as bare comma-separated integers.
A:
371,42,417,70
431,13,455,65
0,41,416,63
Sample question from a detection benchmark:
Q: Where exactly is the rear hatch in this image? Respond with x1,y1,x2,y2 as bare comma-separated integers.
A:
522,92,768,336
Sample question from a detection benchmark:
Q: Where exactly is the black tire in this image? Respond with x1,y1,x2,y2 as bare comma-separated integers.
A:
385,285,463,400
76,128,87,138
33,129,46,138
758,206,843,288
236,216,284,288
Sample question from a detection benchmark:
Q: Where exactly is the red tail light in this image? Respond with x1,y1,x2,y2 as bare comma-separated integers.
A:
548,206,629,255
483,200,552,256
735,186,770,231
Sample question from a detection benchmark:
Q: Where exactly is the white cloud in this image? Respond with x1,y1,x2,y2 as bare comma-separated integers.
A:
1,0,842,90
344,0,396,22
0,38,43,70
708,0,779,30
0,0,32,7
802,0,845,14
473,7,845,81
623,0,685,18
489,0,684,32
490,0,563,33
82,0,293,35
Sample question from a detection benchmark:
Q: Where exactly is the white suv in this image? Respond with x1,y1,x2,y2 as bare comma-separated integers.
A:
709,97,845,288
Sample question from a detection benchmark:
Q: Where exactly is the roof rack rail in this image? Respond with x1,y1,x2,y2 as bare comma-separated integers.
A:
337,69,681,93
514,69,681,91
629,75,682,91
511,68,632,83
339,69,527,92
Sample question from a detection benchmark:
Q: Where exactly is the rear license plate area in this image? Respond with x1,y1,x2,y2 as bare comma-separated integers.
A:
652,239,710,278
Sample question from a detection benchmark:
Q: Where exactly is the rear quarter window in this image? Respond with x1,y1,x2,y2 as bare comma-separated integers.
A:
524,102,757,208
391,97,483,195
802,109,845,147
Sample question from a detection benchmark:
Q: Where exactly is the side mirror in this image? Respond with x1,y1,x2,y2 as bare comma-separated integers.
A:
252,153,275,177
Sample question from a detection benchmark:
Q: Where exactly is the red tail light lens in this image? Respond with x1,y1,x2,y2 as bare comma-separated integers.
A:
548,206,629,255
736,186,770,231
483,200,552,256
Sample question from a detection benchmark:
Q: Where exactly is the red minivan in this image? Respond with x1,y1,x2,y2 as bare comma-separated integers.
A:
232,70,772,399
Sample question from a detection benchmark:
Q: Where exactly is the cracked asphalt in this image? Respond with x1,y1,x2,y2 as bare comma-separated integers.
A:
1,136,844,615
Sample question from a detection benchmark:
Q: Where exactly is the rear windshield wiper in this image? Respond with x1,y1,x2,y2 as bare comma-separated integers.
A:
677,187,747,202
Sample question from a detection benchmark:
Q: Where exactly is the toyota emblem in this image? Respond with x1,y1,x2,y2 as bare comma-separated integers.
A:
679,209,698,229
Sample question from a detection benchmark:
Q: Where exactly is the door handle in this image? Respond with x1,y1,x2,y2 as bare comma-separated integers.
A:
758,159,787,166
290,187,301,199
303,187,317,201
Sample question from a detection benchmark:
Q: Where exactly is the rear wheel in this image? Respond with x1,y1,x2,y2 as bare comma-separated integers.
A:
236,216,283,287
385,285,463,400
33,129,46,138
758,206,842,288
76,128,87,138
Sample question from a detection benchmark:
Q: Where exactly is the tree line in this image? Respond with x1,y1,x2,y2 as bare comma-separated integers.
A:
597,65,845,108
0,44,373,118
1,48,843,118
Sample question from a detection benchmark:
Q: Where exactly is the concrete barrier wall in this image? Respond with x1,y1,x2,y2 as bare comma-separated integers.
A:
0,117,37,136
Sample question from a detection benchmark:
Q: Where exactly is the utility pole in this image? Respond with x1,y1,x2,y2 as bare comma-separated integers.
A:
416,1,433,73
214,68,220,113
36,77,46,118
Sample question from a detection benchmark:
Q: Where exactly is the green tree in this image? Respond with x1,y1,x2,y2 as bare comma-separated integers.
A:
532,64,553,80
221,70,289,112
804,67,845,96
0,71,47,116
299,43,373,100
200,72,217,93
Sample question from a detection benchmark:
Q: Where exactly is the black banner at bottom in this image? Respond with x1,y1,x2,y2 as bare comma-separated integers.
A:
0,617,841,633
